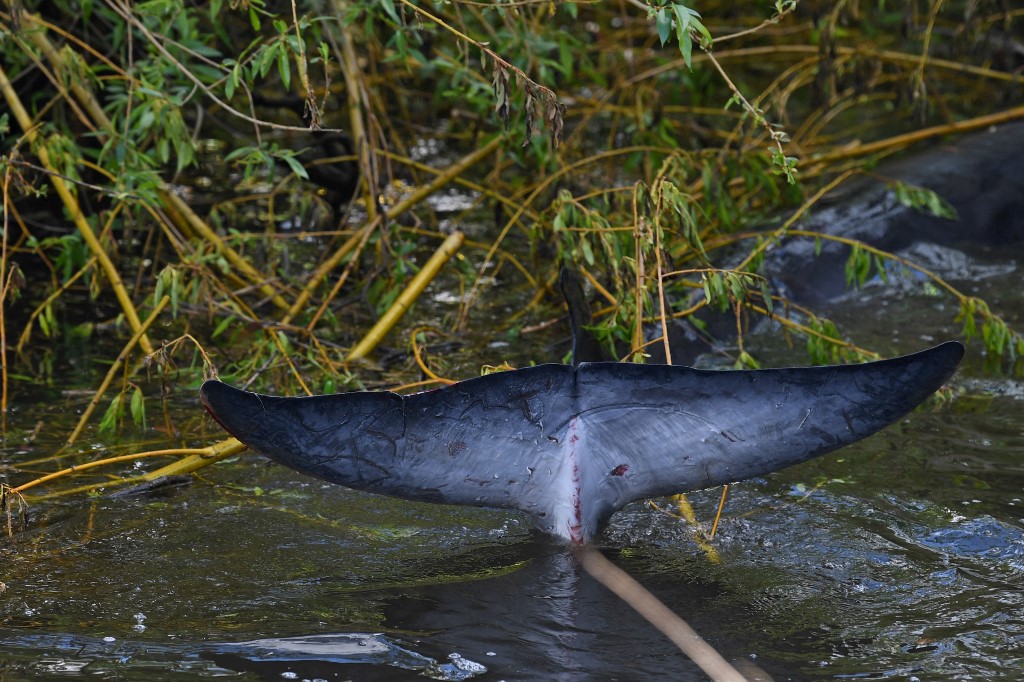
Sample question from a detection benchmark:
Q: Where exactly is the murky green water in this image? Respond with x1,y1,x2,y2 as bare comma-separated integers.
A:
2,235,1024,680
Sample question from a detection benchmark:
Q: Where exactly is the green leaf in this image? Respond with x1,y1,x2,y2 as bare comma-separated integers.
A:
170,268,180,316
656,8,672,46
282,153,308,180
890,181,958,220
877,254,890,282
672,4,697,33
37,313,48,338
99,393,125,434
130,385,146,428
175,138,195,175
675,17,693,69
690,16,713,48
278,45,291,90
212,314,236,339
728,273,746,301
844,245,858,288
856,248,870,286
958,299,977,340
579,237,595,266
760,279,774,313
380,0,400,24
670,4,708,68
735,350,761,369
227,62,242,99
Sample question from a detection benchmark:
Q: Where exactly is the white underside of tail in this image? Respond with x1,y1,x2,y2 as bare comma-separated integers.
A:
548,417,584,544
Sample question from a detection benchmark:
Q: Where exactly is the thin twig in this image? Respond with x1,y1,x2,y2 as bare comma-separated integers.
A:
410,327,456,386
1,162,10,422
710,485,729,539
16,257,97,353
104,0,327,134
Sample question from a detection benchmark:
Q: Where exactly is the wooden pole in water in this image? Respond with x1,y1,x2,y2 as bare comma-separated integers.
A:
577,546,750,682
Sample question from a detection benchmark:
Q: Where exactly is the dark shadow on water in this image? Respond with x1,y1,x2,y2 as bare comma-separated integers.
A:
372,539,743,681
200,537,753,681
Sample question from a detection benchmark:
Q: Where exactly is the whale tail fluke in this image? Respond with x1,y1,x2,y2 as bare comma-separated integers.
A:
201,341,964,542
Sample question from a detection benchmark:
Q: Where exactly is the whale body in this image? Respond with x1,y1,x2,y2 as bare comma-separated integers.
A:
200,341,963,544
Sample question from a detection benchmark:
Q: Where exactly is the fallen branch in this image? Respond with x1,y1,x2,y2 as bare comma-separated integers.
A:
347,231,465,361
16,439,248,502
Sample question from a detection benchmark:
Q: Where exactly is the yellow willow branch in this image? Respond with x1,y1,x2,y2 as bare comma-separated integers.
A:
744,301,879,359
285,135,503,325
347,231,465,361
158,189,290,311
1,163,10,420
784,229,959,301
65,295,171,446
19,11,108,133
646,496,720,560
631,184,645,355
14,439,248,502
15,11,289,312
626,43,1021,89
410,327,456,386
289,0,316,123
808,104,1024,166
334,12,378,223
13,448,199,495
709,485,729,540
140,438,247,480
0,62,154,355
268,327,313,396
733,169,857,272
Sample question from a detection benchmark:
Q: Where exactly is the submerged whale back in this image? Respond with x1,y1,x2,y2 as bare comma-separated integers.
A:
200,341,964,542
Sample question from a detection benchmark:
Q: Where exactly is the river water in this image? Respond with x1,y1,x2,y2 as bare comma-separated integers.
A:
2,180,1024,680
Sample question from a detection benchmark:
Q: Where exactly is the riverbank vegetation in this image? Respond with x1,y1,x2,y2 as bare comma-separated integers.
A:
1,1,1022,500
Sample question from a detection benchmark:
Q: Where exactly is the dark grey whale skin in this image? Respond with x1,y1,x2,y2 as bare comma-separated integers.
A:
200,341,963,544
